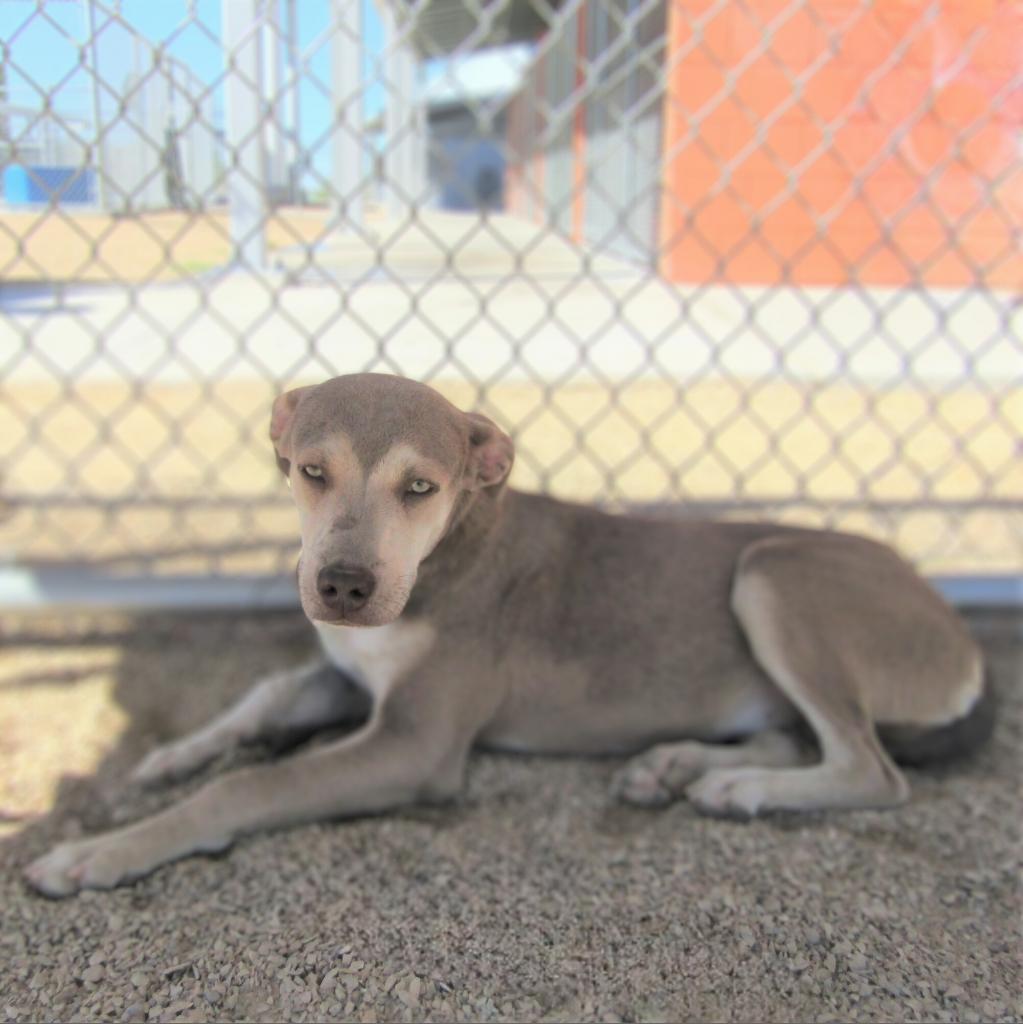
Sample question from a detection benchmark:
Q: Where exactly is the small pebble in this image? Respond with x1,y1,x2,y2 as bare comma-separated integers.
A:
848,953,869,974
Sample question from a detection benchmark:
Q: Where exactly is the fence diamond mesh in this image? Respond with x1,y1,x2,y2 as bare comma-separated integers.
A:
0,0,1020,592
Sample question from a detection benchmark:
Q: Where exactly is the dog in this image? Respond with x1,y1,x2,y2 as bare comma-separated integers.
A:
25,373,993,896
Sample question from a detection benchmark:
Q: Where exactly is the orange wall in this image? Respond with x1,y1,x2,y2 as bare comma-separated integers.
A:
658,0,1022,288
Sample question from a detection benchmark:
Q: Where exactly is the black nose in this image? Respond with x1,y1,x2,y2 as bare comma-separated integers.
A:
316,564,377,614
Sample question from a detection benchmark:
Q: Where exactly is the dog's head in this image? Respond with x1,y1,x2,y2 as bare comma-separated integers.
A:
270,374,513,626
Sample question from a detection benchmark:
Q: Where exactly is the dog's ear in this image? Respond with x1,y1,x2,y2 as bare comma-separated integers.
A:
269,386,311,477
466,412,514,490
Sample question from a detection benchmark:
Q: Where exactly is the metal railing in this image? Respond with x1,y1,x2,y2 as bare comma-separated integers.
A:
0,0,1019,605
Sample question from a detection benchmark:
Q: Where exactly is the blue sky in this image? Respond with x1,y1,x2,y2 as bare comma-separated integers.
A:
0,0,388,179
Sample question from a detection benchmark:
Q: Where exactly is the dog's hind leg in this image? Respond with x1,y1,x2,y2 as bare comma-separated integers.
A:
611,730,806,807
686,536,925,817
132,660,370,786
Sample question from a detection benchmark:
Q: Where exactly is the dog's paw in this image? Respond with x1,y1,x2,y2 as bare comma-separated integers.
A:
611,742,711,807
24,834,140,898
685,767,770,819
611,760,673,807
131,739,211,787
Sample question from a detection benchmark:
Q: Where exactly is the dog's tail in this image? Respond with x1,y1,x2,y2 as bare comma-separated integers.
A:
877,666,998,767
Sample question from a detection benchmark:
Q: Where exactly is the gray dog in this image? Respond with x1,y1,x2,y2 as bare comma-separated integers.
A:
26,373,993,896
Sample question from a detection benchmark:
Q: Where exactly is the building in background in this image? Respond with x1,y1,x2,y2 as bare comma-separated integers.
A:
3,0,1017,291
1,101,95,205
506,0,665,266
506,0,1022,289
422,46,530,211
113,47,221,212
1,40,219,212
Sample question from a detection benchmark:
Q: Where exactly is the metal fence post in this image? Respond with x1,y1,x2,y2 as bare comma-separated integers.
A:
81,0,108,211
332,0,365,227
222,0,267,268
379,2,423,211
286,0,302,204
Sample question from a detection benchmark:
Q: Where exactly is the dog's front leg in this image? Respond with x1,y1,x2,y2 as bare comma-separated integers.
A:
25,693,468,898
131,659,370,786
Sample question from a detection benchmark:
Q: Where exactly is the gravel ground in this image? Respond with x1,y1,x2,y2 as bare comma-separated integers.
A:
0,608,1020,1023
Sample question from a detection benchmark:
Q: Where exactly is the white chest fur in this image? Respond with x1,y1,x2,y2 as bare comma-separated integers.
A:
314,619,435,702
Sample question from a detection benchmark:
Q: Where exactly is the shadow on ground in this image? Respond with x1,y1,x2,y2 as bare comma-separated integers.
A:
0,608,1020,1023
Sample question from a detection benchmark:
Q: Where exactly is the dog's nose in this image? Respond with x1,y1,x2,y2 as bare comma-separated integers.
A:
316,564,377,614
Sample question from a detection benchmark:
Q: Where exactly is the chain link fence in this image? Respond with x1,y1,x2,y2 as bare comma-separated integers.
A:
0,0,1020,603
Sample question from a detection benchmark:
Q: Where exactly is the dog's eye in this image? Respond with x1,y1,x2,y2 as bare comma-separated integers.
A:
407,479,435,495
301,465,324,480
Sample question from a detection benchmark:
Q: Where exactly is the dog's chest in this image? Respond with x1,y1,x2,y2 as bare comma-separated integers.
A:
314,619,434,701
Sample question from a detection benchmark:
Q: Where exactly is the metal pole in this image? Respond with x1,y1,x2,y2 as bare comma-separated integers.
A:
331,0,364,226
0,45,9,158
380,2,422,212
286,0,301,203
81,0,108,210
380,1,399,211
222,0,267,268
261,1,285,203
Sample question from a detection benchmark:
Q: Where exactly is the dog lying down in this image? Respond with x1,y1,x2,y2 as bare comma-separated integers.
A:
26,373,994,896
